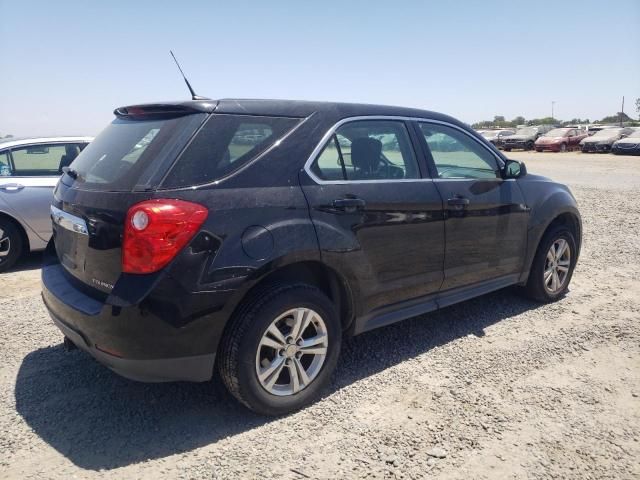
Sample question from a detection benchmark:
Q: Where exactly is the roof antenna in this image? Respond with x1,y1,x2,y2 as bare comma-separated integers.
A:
169,50,209,100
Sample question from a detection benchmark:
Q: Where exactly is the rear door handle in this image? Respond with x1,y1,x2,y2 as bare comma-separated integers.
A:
332,197,366,212
0,183,24,192
447,196,470,208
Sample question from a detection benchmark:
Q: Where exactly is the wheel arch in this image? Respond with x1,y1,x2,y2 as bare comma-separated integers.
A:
520,206,582,284
228,260,355,334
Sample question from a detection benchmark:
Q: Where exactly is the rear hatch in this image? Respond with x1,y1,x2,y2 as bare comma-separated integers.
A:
51,105,209,294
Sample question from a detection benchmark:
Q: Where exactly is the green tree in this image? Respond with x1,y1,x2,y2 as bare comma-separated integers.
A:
599,112,632,124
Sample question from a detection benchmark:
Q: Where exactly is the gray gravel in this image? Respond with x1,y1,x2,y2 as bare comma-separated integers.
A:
1,152,639,479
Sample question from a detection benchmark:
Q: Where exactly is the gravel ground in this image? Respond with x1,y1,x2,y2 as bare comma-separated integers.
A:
1,152,639,479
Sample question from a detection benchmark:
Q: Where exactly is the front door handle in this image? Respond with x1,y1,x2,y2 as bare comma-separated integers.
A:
0,183,25,192
332,197,366,212
447,196,470,208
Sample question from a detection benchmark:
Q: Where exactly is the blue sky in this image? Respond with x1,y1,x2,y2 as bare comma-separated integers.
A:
1,0,638,136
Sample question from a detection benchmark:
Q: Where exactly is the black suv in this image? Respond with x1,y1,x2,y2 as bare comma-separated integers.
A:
42,99,581,415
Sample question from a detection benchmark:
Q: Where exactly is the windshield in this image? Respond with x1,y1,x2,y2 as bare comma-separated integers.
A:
544,128,570,137
69,114,206,191
592,128,622,137
515,127,537,136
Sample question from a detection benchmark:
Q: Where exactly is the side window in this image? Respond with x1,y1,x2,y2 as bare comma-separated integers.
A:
311,120,419,181
10,143,83,176
419,123,499,179
0,151,10,176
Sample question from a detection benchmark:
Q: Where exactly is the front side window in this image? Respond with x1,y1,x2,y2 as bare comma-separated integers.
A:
419,123,499,179
311,120,419,181
9,143,86,176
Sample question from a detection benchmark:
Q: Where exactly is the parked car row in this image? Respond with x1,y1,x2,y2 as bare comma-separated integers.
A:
477,125,640,154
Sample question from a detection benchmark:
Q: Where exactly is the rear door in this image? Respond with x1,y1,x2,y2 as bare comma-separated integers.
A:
0,142,86,242
301,118,445,318
415,121,529,292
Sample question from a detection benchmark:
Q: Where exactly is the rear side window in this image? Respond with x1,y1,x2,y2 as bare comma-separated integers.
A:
0,151,11,176
69,114,206,191
163,114,300,188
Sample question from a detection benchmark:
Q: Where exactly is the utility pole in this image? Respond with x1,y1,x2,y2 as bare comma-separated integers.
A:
551,101,556,121
620,96,625,126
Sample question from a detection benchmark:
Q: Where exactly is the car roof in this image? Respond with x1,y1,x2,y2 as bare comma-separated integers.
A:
0,136,94,149
116,98,466,126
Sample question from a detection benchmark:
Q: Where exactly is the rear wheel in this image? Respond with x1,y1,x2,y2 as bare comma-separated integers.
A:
559,143,567,152
0,218,23,273
218,283,341,415
524,225,577,302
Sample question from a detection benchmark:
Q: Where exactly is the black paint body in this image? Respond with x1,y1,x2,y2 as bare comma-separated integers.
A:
42,99,582,382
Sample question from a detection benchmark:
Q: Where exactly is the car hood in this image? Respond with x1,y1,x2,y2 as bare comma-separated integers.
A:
581,135,618,144
536,136,563,143
503,135,533,141
614,138,640,145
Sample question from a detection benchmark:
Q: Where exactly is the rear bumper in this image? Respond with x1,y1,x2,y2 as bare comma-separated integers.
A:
41,259,224,382
49,309,215,382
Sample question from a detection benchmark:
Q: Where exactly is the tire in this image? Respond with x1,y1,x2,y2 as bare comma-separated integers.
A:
525,141,534,151
524,225,577,303
218,283,341,415
0,218,23,273
559,143,567,153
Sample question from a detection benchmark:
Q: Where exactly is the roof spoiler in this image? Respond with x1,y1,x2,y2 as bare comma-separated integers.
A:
114,102,216,119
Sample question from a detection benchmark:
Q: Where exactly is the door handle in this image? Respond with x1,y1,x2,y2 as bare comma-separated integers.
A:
0,183,24,192
447,196,470,208
332,197,366,212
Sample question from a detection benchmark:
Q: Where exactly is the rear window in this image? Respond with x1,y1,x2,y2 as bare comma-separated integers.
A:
69,113,206,191
162,114,300,188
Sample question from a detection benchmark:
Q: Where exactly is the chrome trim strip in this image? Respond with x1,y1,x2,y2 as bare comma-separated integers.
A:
50,205,88,236
302,115,505,185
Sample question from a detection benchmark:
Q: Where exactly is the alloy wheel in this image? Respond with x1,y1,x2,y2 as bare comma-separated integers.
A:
255,308,328,396
0,228,10,260
544,238,571,294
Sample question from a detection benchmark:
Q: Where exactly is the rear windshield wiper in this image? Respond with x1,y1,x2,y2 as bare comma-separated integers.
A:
62,166,78,179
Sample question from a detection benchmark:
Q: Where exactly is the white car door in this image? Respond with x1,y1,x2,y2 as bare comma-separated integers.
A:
0,143,84,245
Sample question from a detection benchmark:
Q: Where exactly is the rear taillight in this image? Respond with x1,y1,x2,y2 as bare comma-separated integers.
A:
122,199,208,274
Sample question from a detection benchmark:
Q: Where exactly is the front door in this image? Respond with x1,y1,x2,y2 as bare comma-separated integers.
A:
415,121,529,292
301,119,445,317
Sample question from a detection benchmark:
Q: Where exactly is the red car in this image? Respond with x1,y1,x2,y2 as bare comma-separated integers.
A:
534,128,588,152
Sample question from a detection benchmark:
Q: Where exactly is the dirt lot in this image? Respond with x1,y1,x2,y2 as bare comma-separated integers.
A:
1,152,639,479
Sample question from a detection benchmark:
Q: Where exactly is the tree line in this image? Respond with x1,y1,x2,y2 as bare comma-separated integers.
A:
473,97,640,129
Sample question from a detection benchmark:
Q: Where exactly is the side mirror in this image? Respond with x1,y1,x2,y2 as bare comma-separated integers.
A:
503,159,526,179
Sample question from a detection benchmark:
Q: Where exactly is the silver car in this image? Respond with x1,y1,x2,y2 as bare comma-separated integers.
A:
0,136,92,271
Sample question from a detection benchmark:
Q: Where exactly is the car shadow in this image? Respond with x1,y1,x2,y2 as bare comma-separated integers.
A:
6,251,43,273
14,287,541,471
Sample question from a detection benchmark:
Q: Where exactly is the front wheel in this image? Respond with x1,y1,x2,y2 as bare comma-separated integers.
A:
218,284,341,415
524,225,577,302
0,218,23,273
559,143,567,153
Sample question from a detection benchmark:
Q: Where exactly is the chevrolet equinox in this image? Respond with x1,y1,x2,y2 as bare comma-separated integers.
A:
42,99,581,415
